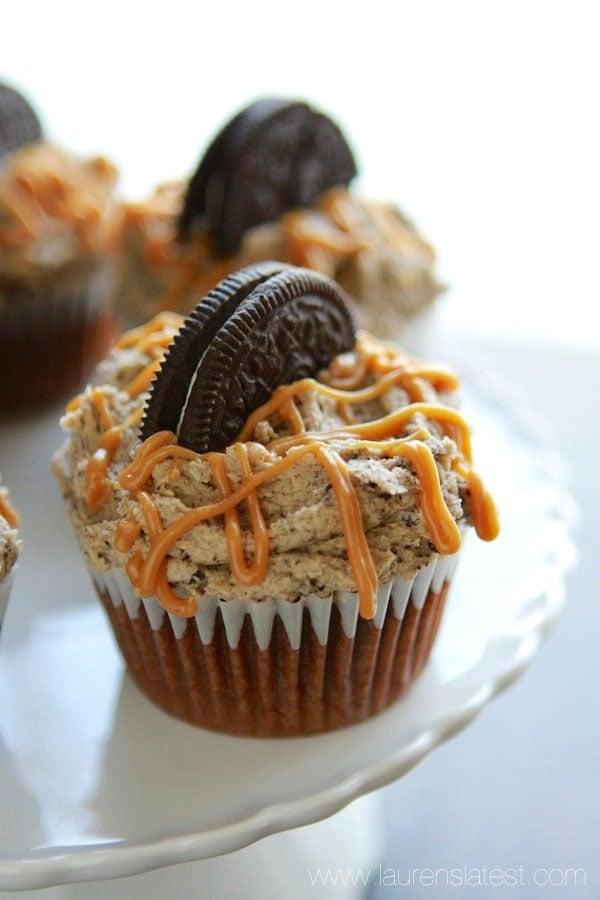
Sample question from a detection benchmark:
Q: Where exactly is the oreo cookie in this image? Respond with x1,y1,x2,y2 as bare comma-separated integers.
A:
178,99,357,256
140,261,286,439
0,83,42,161
142,263,356,452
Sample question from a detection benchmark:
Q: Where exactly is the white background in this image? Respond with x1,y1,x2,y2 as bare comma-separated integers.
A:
2,0,599,348
2,3,599,898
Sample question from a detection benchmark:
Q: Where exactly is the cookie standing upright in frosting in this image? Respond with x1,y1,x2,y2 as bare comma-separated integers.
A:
0,82,123,412
55,262,498,737
115,99,443,339
0,475,20,632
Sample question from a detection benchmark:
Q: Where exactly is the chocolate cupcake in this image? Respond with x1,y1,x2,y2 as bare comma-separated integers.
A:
54,263,498,736
116,99,443,339
0,476,19,631
0,83,122,411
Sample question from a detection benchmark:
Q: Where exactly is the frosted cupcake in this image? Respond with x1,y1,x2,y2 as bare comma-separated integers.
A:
116,99,442,339
0,476,19,631
54,263,497,736
0,83,122,411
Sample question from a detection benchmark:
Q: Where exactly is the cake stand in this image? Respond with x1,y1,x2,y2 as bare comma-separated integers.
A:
0,380,577,893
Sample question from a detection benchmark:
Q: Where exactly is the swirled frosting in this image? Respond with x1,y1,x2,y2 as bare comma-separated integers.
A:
0,144,122,302
53,318,496,610
0,479,19,581
115,183,443,336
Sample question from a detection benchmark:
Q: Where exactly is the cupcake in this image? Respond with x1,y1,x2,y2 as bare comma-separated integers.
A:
54,263,498,736
116,99,443,340
0,82,122,411
0,476,19,631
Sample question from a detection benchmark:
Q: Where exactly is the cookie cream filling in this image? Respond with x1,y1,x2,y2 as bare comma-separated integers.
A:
53,316,498,616
116,184,443,335
0,144,122,304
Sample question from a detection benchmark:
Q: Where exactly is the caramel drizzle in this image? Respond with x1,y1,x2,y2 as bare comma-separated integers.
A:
207,445,270,587
134,187,418,315
282,188,433,275
0,146,119,252
115,416,469,620
114,312,185,398
265,403,497,544
114,517,141,552
0,493,19,529
66,314,184,513
118,432,380,618
72,323,498,619
115,391,496,620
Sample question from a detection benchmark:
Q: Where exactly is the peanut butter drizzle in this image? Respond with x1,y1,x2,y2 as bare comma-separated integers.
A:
118,432,379,618
138,187,429,316
268,394,463,558
268,403,472,460
114,312,185,398
0,145,119,252
115,373,494,618
206,445,270,587
263,396,498,549
275,397,378,615
66,314,185,514
132,344,491,617
237,329,459,441
158,207,358,311
312,445,378,617
135,491,197,617
85,390,143,513
114,517,142,552
68,319,498,619
282,206,365,271
453,461,500,542
86,389,124,512
116,413,467,620
0,494,19,529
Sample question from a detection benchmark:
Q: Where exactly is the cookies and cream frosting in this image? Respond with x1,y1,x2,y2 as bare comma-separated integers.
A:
0,479,19,581
0,144,122,302
116,184,443,335
54,314,498,619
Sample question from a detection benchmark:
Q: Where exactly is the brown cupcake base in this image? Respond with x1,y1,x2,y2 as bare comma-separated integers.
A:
96,582,450,737
0,272,117,413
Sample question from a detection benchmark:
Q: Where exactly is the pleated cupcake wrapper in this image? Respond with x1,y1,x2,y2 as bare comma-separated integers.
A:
92,550,461,649
0,568,15,634
89,548,461,737
0,265,116,411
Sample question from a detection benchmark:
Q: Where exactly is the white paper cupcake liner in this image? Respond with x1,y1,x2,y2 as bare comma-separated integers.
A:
90,549,461,650
88,545,462,737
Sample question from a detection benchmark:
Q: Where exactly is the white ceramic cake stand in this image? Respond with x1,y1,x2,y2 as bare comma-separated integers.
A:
0,380,576,893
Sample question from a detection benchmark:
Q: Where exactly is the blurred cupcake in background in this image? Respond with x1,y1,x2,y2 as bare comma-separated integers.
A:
0,82,123,412
0,475,19,632
115,99,443,344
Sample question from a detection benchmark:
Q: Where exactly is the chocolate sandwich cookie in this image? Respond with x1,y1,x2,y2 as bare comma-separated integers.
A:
178,99,357,255
142,262,356,452
0,83,42,161
140,261,286,438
